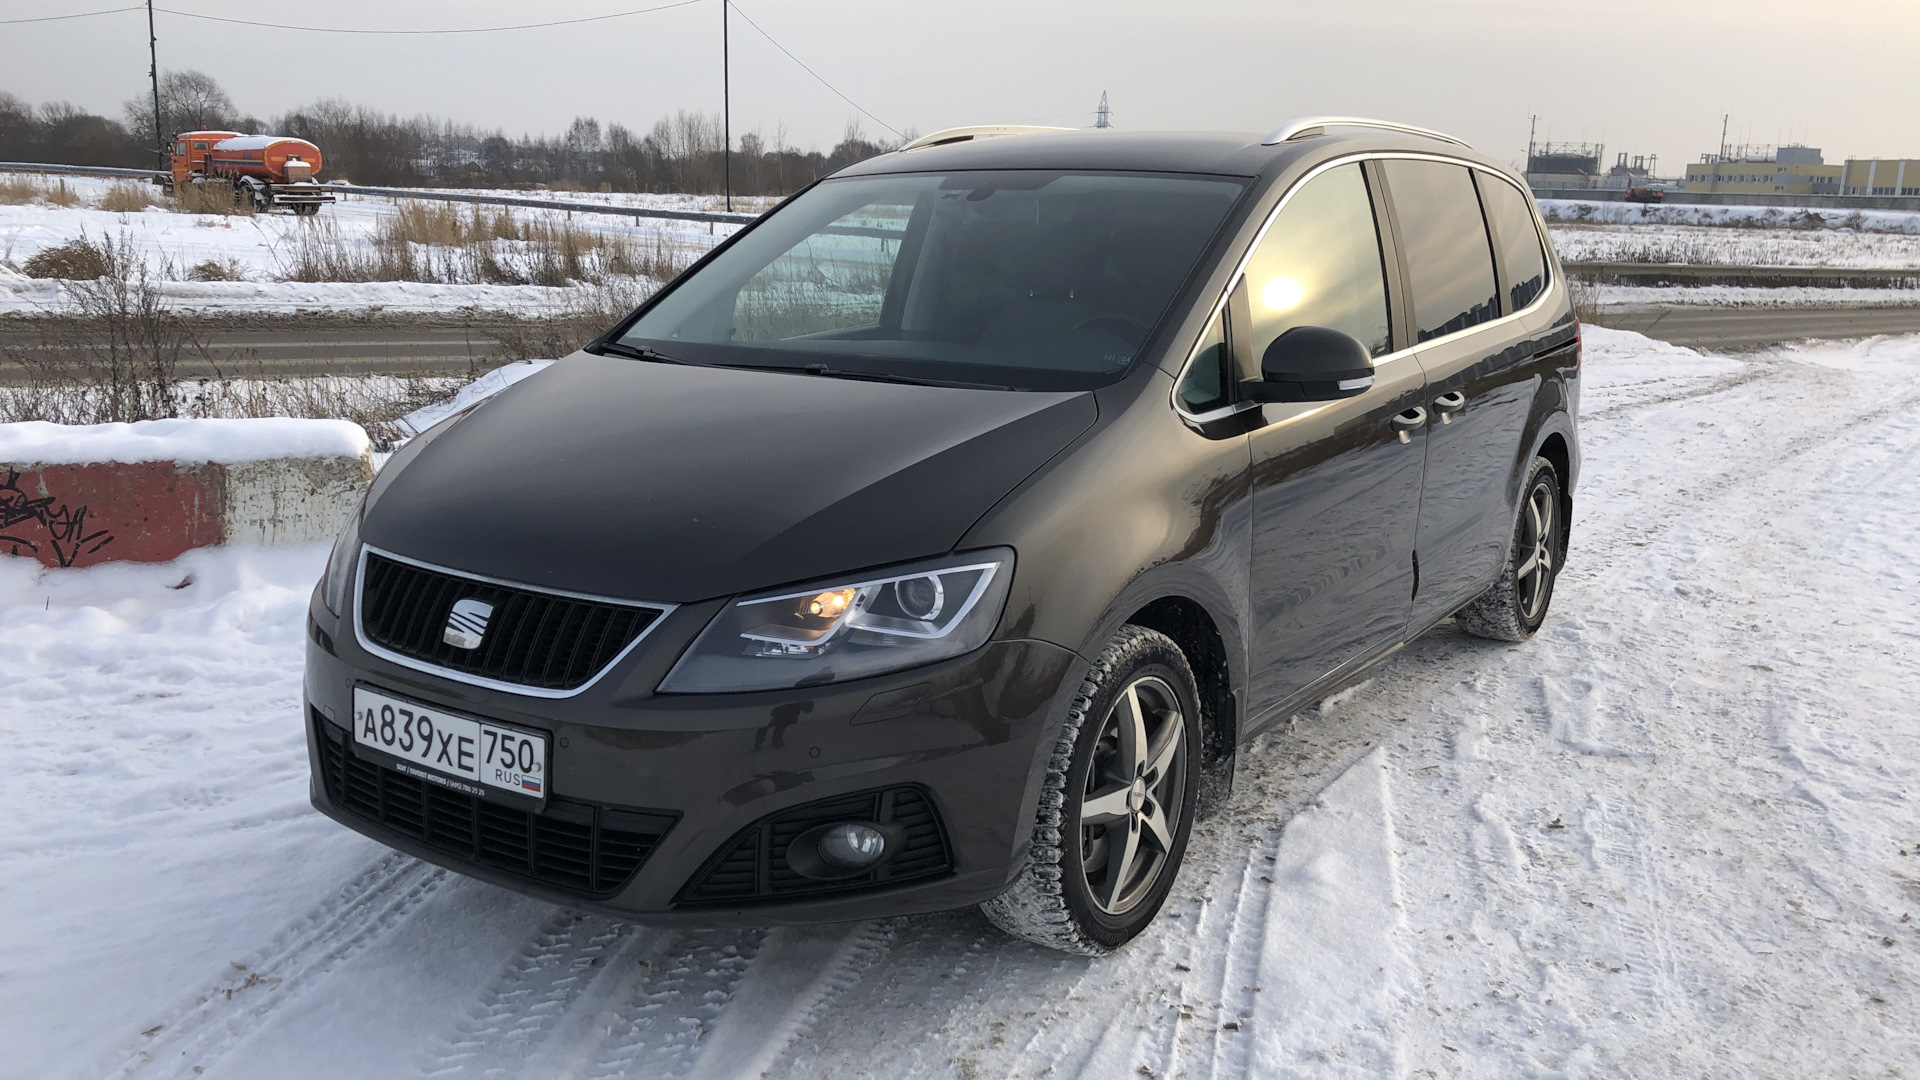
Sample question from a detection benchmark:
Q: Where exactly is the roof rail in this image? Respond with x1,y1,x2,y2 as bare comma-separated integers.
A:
1262,116,1470,149
899,125,1075,152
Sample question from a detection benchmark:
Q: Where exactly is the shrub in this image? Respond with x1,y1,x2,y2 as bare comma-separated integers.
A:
185,258,247,282
23,237,113,280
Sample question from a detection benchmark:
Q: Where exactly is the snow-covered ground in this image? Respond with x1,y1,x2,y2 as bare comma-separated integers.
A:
1540,198,1920,234
3,326,1917,1078
1550,221,1920,269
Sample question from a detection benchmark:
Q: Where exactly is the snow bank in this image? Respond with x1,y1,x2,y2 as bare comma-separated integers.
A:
1583,283,1920,309
0,416,369,466
1542,197,1920,234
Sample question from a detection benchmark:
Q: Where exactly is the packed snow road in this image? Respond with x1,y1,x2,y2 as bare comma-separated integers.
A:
2,327,1917,1079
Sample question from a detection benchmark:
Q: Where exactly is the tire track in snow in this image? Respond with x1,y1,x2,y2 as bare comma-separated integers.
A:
415,910,639,1079
569,930,766,1080
680,921,890,1080
110,853,448,1080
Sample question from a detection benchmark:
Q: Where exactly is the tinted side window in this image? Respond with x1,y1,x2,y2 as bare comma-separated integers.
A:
1382,159,1499,342
1243,163,1392,361
1478,174,1550,312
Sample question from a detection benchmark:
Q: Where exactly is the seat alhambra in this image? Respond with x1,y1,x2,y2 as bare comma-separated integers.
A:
306,117,1579,953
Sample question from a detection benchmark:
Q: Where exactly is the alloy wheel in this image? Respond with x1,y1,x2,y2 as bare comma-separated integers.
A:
1077,675,1187,916
1517,480,1556,620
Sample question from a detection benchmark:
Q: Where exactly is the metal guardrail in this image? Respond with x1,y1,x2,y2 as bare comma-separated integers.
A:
0,161,166,181
0,162,761,226
1567,261,1920,289
333,184,762,226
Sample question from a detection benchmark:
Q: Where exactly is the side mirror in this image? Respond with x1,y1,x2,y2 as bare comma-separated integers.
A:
1242,326,1376,403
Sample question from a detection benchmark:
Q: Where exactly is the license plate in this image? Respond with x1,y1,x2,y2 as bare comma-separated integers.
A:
351,686,548,804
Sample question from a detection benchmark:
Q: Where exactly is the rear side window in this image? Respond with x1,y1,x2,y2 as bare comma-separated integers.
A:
1477,175,1550,312
1382,159,1499,342
1241,163,1392,360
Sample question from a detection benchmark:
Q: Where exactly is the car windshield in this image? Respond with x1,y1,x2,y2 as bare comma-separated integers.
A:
613,170,1247,390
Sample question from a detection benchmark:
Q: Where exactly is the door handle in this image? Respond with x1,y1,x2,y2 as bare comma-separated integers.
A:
1389,406,1426,444
1432,391,1466,423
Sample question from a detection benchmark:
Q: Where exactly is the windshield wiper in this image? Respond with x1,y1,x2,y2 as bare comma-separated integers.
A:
727,362,1012,391
595,340,695,365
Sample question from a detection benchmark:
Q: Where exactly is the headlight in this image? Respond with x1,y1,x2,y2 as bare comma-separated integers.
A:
658,549,1014,693
321,499,365,617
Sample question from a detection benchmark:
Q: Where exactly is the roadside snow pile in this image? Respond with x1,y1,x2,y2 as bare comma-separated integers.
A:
394,359,553,438
2,330,1917,1077
0,416,369,466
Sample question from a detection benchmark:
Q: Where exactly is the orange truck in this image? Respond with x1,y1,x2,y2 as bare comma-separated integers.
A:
167,130,335,215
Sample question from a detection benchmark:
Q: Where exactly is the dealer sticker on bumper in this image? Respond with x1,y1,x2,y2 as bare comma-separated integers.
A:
351,686,548,803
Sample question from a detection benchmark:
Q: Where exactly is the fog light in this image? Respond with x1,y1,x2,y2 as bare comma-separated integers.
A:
817,823,887,868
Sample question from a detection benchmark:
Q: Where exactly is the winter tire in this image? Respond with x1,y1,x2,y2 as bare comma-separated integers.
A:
1456,455,1565,642
981,625,1202,955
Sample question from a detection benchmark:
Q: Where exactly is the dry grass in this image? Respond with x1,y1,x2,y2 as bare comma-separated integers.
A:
170,181,254,216
22,237,113,280
485,277,652,362
42,179,80,207
185,257,248,282
98,182,160,213
274,203,694,289
0,175,44,205
1,231,200,423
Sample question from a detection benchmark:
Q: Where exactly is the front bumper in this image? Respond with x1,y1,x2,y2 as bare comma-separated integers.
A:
304,593,1084,924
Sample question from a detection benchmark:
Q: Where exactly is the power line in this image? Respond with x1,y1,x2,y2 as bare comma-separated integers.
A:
0,5,141,23
724,1,901,138
148,0,704,35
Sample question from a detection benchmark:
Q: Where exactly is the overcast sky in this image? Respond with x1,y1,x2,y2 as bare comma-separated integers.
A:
5,0,1918,173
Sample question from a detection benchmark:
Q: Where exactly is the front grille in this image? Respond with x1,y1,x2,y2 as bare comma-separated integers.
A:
677,785,952,907
357,551,665,692
314,714,675,898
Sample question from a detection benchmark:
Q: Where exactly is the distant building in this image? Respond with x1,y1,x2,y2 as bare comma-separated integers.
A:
1601,152,1660,191
1841,159,1920,196
1684,146,1841,195
1526,142,1603,191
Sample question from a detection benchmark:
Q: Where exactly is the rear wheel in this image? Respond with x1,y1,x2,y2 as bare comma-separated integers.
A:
1456,456,1565,641
981,625,1201,954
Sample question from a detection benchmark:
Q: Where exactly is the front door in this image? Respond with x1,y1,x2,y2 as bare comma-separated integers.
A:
1240,162,1428,717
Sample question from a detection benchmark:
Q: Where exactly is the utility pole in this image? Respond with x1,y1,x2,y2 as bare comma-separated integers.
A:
722,0,731,212
1095,91,1110,129
1712,113,1729,194
147,0,163,169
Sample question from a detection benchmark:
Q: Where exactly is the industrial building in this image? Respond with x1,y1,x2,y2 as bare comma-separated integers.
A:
1842,159,1920,196
1683,146,1842,195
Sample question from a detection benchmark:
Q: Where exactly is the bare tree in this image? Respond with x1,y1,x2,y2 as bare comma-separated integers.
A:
123,70,243,143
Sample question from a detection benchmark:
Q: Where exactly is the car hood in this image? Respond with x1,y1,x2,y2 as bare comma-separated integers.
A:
362,354,1096,602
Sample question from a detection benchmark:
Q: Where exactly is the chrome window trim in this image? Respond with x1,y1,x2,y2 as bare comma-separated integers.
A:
351,544,679,700
1170,151,1560,424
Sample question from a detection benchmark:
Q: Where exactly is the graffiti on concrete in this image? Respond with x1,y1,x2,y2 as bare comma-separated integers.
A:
1,470,115,567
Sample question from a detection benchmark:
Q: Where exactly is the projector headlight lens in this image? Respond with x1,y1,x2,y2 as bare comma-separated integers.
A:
658,549,1013,693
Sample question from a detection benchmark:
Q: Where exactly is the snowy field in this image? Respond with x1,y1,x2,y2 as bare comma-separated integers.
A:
9,176,1920,322
2,326,1917,1078
0,173,738,317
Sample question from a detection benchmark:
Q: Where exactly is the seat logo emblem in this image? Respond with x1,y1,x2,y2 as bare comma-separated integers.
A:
443,598,494,650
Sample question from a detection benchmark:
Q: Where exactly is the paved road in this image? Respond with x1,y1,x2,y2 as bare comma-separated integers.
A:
1585,304,1920,349
0,325,509,384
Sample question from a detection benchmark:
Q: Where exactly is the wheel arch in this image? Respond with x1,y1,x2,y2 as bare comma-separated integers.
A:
1118,591,1239,817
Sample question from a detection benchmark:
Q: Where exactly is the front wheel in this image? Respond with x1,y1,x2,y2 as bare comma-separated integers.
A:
982,625,1201,954
1456,455,1566,641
